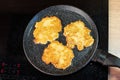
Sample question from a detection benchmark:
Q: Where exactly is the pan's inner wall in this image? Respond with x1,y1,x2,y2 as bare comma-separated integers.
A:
23,5,98,75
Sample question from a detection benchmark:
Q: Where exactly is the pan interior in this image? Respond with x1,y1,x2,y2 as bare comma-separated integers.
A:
23,5,98,75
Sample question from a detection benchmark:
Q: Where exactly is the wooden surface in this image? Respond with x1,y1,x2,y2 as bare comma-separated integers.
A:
109,0,120,58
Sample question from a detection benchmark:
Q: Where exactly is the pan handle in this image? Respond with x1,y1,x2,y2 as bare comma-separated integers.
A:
92,49,120,68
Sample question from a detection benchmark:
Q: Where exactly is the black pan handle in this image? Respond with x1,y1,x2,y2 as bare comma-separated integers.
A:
92,49,120,68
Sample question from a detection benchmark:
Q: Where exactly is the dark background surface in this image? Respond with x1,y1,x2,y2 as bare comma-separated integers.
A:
0,0,108,80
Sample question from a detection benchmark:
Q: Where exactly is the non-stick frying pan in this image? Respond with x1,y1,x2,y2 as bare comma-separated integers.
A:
23,5,120,76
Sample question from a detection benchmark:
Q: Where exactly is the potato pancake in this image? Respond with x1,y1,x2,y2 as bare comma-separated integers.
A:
42,41,74,69
64,20,94,51
33,16,62,44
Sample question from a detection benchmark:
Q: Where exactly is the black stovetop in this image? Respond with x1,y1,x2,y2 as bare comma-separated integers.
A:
0,0,108,80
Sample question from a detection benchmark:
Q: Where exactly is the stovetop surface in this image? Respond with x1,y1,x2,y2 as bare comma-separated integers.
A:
0,0,108,80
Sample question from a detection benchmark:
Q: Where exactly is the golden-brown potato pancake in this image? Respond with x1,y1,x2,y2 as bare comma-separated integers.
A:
64,20,94,51
42,41,74,69
33,16,62,44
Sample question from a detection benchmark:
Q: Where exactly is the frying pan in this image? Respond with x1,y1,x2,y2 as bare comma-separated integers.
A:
23,5,120,76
